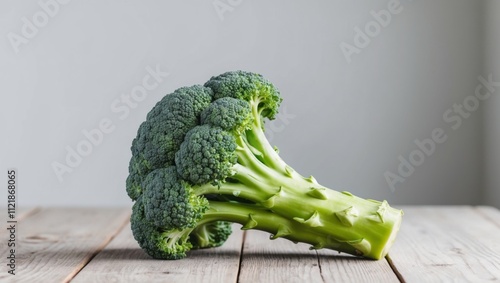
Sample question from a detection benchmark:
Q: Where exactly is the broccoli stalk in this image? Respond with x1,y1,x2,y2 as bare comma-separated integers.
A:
197,201,369,256
181,128,402,259
127,71,403,260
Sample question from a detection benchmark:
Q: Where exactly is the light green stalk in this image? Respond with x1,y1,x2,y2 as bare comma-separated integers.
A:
192,124,403,259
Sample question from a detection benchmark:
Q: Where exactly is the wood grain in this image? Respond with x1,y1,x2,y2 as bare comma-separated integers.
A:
475,206,500,228
2,206,499,282
388,206,500,282
72,223,244,283
0,206,40,224
238,229,323,283
238,227,400,283
15,207,40,220
0,208,129,283
317,250,400,282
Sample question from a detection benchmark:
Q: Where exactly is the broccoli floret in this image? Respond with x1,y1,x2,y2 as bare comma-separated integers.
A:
175,125,237,185
138,85,212,167
126,85,212,200
126,155,151,200
190,221,232,249
131,196,194,260
127,71,403,260
204,70,281,120
201,97,253,133
142,167,208,228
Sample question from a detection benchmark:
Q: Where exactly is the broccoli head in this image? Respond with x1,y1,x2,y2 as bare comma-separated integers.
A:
127,71,403,260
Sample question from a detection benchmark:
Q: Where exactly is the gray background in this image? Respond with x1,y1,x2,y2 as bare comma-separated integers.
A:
1,0,498,207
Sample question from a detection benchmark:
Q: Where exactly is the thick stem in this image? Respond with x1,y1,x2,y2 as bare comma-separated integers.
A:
195,171,403,259
242,170,403,259
229,141,403,259
245,107,291,174
193,180,271,204
194,124,403,259
203,201,360,255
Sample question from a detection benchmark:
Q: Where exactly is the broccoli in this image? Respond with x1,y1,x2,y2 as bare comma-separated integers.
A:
127,71,403,260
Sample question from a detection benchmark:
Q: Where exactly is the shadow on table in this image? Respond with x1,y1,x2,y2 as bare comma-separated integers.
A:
22,248,373,262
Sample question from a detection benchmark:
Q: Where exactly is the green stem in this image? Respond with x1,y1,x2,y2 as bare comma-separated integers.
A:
195,171,403,259
245,100,290,174
202,201,360,255
195,124,403,259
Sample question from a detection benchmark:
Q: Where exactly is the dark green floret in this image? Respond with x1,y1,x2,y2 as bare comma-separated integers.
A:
142,167,208,229
201,97,252,133
127,70,403,260
204,70,281,120
126,85,212,200
131,196,194,260
175,125,237,185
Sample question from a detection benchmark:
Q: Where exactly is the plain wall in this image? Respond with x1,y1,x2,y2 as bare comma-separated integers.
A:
483,0,500,208
0,0,490,207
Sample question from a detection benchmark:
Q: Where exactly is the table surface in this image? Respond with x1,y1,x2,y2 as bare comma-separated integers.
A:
1,206,499,282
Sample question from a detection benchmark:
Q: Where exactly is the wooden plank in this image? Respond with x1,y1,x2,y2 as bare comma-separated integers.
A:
238,229,324,283
72,223,244,283
388,206,500,282
475,206,500,228
0,207,40,225
16,207,40,220
239,228,400,283
0,208,129,283
317,250,400,282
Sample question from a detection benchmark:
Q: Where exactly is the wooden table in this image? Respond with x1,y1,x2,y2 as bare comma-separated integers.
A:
1,206,499,282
